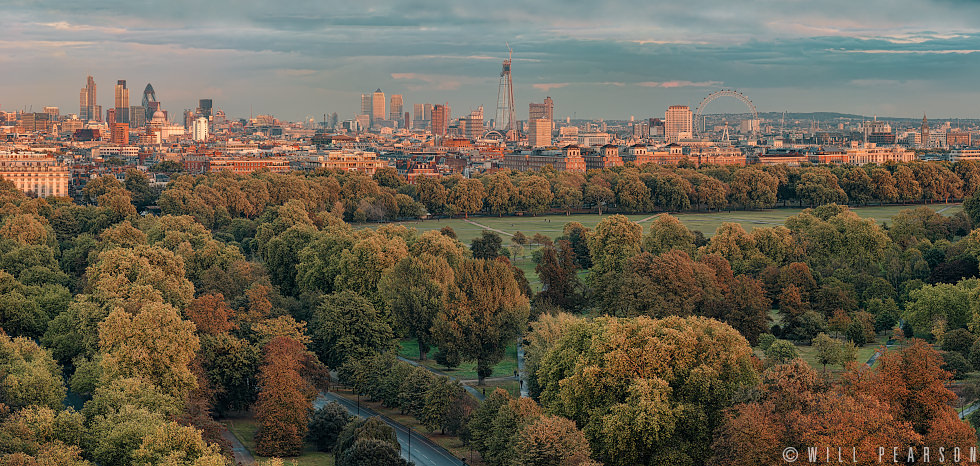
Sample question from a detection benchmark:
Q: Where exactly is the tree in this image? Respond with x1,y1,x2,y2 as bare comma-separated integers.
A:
535,240,584,311
184,293,234,335
812,332,841,373
515,415,597,466
130,420,226,465
484,172,516,215
535,316,757,466
308,401,353,452
416,177,448,216
254,337,320,457
518,176,554,215
729,168,778,209
587,215,642,310
904,282,971,333
433,259,530,384
0,333,66,410
796,168,847,207
448,179,485,218
85,245,195,313
471,230,503,260
894,165,922,204
310,291,395,368
763,339,799,364
199,333,261,415
941,328,976,359
99,302,200,399
642,214,695,256
380,255,452,360
335,417,404,466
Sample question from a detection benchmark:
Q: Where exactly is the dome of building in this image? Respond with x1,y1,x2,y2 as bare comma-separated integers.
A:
152,110,166,121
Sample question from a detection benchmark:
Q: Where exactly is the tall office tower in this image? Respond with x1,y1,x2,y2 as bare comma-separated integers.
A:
665,105,693,142
42,107,59,119
423,103,432,122
413,104,424,123
329,112,339,128
79,76,98,121
404,112,411,130
198,99,213,119
142,84,158,122
389,95,403,122
529,96,554,133
528,119,552,147
495,46,516,132
921,114,930,148
192,117,209,141
431,104,448,137
114,80,129,123
361,94,372,115
371,89,386,125
129,106,146,128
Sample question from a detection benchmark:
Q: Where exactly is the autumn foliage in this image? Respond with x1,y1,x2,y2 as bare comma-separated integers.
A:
253,336,324,457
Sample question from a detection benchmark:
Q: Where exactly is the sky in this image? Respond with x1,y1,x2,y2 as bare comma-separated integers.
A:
2,0,980,122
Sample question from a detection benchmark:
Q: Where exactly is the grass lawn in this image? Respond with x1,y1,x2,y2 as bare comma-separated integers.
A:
790,333,889,373
465,379,521,398
362,203,962,244
399,339,519,381
223,418,334,466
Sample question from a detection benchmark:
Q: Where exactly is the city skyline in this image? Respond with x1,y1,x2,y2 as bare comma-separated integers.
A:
3,1,980,120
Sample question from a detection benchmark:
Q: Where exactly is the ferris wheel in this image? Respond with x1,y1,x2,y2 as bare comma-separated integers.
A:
694,89,758,137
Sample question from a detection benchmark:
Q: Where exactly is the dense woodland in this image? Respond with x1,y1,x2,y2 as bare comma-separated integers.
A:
2,160,980,465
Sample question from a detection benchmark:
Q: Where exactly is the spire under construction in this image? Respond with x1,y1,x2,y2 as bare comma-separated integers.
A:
495,45,516,138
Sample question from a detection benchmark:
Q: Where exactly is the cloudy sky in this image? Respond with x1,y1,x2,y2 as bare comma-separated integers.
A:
2,0,980,121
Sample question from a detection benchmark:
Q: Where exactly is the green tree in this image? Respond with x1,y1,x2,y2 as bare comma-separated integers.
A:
380,255,452,360
308,401,353,452
98,302,200,399
433,259,530,384
448,178,485,218
0,333,66,410
310,291,396,368
483,172,517,215
471,230,503,260
764,339,800,364
518,176,554,215
729,168,778,209
641,214,695,256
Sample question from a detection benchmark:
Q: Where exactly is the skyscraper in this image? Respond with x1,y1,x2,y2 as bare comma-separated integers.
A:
372,89,386,125
79,76,98,122
921,114,930,148
361,94,372,115
423,103,432,122
198,99,213,119
142,84,158,123
460,107,484,140
389,94,403,122
192,117,209,142
431,104,448,137
413,104,424,123
114,80,129,124
665,105,693,143
529,96,554,134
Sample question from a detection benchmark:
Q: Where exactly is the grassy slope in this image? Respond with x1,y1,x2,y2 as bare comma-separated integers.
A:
399,339,519,382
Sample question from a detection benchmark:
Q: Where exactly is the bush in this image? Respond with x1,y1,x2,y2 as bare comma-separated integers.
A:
308,402,353,452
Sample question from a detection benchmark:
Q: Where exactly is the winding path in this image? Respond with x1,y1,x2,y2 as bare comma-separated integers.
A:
220,428,255,466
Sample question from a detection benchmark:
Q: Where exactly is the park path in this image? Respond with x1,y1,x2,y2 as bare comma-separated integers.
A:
463,218,514,237
220,427,255,466
517,338,529,398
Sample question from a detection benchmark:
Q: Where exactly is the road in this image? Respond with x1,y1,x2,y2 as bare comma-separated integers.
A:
316,391,466,466
220,428,255,466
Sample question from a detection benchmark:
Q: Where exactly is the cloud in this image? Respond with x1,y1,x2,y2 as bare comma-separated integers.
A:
637,81,723,88
532,82,569,91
